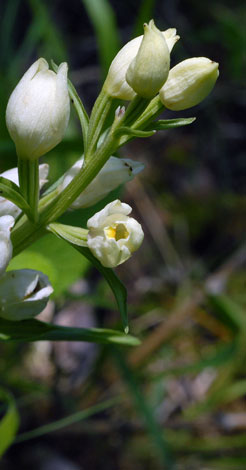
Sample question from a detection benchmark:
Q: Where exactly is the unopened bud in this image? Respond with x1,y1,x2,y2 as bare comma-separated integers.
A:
104,26,179,100
60,156,144,209
126,20,170,98
159,57,219,110
6,58,70,159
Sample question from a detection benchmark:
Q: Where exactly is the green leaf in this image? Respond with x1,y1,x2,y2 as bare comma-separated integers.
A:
115,126,156,138
0,318,140,346
80,0,120,77
15,396,120,443
75,246,129,332
47,223,128,332
48,222,88,247
209,294,246,332
0,388,19,457
0,176,31,216
147,117,196,130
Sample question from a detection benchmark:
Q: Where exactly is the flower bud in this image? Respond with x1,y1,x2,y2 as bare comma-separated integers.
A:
0,164,49,218
0,269,53,321
126,20,170,98
6,58,70,160
159,57,219,111
104,26,179,100
60,156,144,209
0,216,15,277
87,199,144,268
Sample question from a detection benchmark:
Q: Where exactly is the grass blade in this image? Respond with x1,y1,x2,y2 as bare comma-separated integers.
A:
113,348,174,468
81,0,120,78
15,396,120,443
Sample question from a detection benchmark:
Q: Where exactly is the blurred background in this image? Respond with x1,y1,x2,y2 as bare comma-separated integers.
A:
0,0,245,468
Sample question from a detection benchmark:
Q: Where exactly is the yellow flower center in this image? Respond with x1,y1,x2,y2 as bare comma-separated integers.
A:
106,223,129,241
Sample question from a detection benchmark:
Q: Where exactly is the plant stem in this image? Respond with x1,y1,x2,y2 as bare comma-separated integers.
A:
18,157,39,223
85,89,113,161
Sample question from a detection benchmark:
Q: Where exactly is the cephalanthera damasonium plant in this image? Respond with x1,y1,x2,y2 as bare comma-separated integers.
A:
1,20,219,342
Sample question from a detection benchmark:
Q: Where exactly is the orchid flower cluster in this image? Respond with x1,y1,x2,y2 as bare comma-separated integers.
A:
1,20,219,324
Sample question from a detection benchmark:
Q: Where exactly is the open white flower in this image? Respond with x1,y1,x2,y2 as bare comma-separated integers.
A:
6,58,70,160
60,156,144,209
0,215,15,277
104,27,179,100
0,269,53,321
87,200,144,268
0,164,49,218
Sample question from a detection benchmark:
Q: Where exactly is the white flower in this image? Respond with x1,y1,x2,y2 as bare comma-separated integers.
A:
6,58,70,160
87,199,144,268
159,57,219,110
125,20,170,98
103,27,179,100
0,164,49,218
0,215,15,277
0,269,53,321
60,156,144,209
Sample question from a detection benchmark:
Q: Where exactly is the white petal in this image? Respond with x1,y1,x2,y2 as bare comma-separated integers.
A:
0,215,15,277
0,269,53,320
6,58,70,159
87,200,144,267
87,200,132,230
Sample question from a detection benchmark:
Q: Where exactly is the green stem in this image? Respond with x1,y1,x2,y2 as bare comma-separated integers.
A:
122,95,150,128
18,157,39,223
85,89,113,160
133,95,164,128
119,95,164,147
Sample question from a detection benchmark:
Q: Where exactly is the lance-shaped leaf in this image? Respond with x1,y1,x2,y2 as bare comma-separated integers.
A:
115,126,156,138
0,318,139,346
48,222,128,332
48,222,88,247
147,117,196,131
